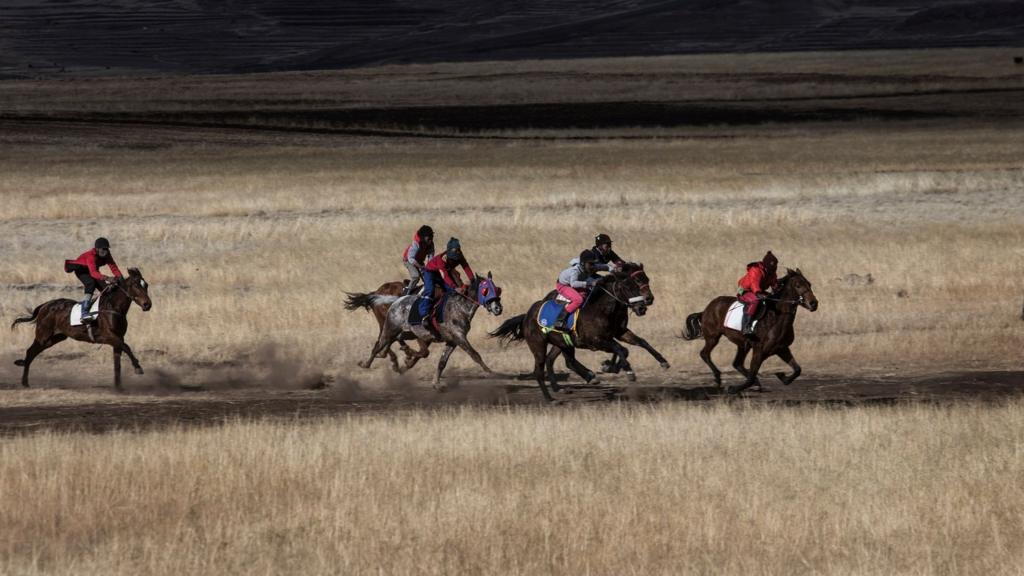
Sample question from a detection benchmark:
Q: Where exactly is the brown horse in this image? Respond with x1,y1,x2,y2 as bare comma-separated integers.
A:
682,268,818,394
344,280,420,371
490,263,654,402
12,268,153,389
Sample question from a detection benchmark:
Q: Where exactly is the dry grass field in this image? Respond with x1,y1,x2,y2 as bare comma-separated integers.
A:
3,402,1024,575
1,48,1023,573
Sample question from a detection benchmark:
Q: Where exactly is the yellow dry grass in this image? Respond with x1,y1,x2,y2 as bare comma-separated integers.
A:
2,401,1023,575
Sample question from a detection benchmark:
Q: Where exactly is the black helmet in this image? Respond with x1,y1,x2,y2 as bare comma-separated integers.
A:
594,233,612,246
95,237,110,250
579,250,598,264
417,225,434,240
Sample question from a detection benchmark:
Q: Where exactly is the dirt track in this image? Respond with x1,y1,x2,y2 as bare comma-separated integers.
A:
1,370,1021,435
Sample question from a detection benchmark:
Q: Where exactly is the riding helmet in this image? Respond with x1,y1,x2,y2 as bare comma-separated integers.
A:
418,225,434,240
579,250,598,264
594,233,612,246
763,250,778,270
95,237,110,250
446,237,462,259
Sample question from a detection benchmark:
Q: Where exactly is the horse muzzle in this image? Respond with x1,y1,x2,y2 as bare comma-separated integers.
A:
489,301,503,316
628,296,648,316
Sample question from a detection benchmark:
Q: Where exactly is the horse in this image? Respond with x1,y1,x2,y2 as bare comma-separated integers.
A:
344,280,415,371
357,273,503,389
681,268,818,394
11,268,153,390
490,263,655,402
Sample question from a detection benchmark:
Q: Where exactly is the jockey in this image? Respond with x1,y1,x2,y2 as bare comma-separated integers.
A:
420,238,474,332
554,250,598,330
591,233,625,273
401,225,435,296
64,237,123,322
737,250,779,336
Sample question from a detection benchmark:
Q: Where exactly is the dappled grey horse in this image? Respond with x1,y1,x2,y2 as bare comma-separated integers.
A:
357,273,503,389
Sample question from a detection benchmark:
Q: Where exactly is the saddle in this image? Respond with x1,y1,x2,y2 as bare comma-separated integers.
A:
537,300,578,346
70,295,101,327
409,289,448,328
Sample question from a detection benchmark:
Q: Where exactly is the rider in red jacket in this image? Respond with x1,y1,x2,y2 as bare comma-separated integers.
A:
736,251,778,336
64,237,123,321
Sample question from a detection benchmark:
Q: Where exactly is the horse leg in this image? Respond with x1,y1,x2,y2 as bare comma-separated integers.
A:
606,340,635,382
119,341,144,375
432,344,456,390
562,347,599,386
731,344,750,379
452,334,492,375
16,333,68,388
774,347,801,386
113,346,124,391
527,336,554,402
545,346,563,393
729,348,765,395
386,347,401,372
699,334,723,387
401,338,431,373
617,329,671,370
359,325,398,369
601,353,620,374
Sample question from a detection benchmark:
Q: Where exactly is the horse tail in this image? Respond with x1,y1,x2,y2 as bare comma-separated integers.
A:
343,292,377,311
369,295,400,307
681,312,703,340
11,303,44,331
490,314,526,345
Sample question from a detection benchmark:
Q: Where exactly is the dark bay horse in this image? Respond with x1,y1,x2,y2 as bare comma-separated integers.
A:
344,280,414,371
490,263,656,402
681,268,818,394
357,273,503,389
12,268,153,389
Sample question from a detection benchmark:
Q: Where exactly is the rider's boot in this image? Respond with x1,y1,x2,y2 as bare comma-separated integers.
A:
80,296,95,322
741,312,755,337
553,308,569,330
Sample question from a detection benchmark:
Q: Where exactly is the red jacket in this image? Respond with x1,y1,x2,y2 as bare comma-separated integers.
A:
738,262,775,294
65,248,122,281
425,253,474,288
402,231,434,265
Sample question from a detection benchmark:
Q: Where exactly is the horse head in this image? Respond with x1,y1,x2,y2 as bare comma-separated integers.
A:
475,272,503,316
778,268,818,312
611,262,652,316
120,268,153,311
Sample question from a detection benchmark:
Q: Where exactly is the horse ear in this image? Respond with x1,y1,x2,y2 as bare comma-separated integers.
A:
796,267,802,275
128,267,140,277
487,270,492,279
786,267,795,276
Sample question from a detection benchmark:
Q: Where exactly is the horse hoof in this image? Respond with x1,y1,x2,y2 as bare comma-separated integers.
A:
134,367,145,375
588,377,602,387
660,362,671,370
433,382,447,392
14,359,25,367
357,361,370,369
626,371,636,382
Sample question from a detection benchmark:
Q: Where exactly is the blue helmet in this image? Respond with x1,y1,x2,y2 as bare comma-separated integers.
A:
446,238,462,260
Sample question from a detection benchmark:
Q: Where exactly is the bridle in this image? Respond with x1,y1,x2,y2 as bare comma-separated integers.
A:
599,271,648,309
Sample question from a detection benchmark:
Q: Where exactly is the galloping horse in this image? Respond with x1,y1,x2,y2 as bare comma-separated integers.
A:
490,263,657,402
12,268,153,389
682,268,818,394
357,273,503,389
344,280,413,371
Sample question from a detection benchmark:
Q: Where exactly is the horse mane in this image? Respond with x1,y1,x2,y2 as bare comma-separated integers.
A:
776,268,806,294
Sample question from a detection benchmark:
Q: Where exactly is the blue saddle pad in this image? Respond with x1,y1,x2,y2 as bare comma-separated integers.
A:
537,300,576,332
409,293,448,326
